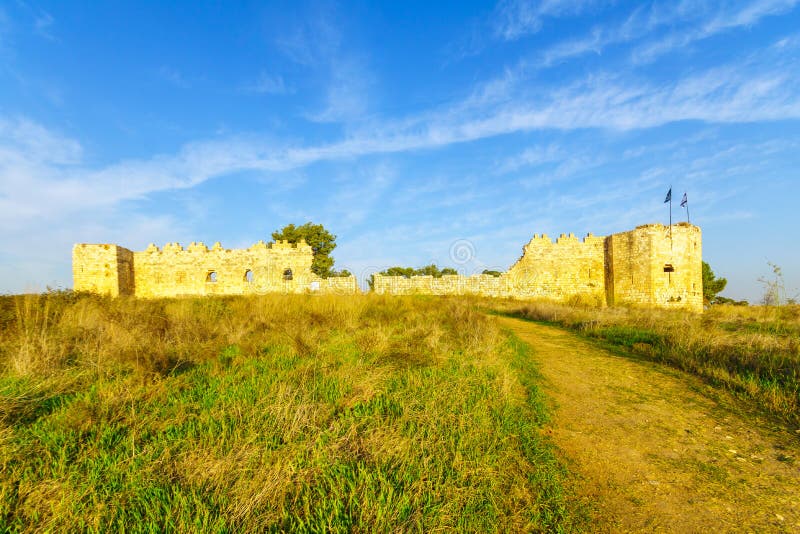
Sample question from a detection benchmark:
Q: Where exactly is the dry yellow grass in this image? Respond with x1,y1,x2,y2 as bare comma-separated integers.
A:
495,299,800,423
0,292,579,532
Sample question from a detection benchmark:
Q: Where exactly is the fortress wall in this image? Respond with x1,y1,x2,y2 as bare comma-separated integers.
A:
372,225,701,311
607,223,702,312
73,244,134,296
374,233,605,302
315,276,360,294
71,223,699,308
373,274,504,295
605,228,653,307
132,240,318,298
72,239,358,298
504,233,606,303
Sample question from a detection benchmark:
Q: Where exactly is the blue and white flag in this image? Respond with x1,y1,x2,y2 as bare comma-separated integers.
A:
664,188,672,203
680,192,688,207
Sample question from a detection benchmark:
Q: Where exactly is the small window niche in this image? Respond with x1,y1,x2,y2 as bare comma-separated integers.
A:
244,269,254,283
663,264,675,273
283,268,293,281
206,271,218,283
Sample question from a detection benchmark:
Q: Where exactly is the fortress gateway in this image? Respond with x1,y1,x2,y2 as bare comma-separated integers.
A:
73,222,702,312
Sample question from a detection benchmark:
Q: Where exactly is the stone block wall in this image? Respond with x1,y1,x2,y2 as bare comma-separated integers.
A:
606,223,702,311
73,240,358,297
505,232,606,303
373,274,505,296
73,244,134,297
374,223,703,312
72,222,702,311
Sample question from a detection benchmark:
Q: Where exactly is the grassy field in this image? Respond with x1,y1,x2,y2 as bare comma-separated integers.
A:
498,301,800,425
0,293,578,532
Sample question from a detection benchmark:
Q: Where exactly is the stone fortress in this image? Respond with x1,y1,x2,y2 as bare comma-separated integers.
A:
73,222,702,312
72,239,358,298
373,223,703,313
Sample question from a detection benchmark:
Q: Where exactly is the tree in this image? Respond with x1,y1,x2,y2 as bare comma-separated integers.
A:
482,269,502,277
382,266,416,278
272,222,337,278
702,261,728,305
415,264,458,277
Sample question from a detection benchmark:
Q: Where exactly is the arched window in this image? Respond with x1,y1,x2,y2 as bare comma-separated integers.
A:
283,268,293,281
244,270,254,283
206,271,218,283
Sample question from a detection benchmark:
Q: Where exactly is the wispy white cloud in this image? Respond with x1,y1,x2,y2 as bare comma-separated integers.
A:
304,56,372,123
324,163,394,228
33,10,54,41
5,46,795,224
2,34,800,291
496,143,565,173
242,72,290,94
275,6,372,123
522,0,800,67
0,117,82,165
632,0,799,63
773,32,800,49
493,0,606,40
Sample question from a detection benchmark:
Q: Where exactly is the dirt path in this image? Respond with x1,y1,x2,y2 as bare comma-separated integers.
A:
496,315,800,533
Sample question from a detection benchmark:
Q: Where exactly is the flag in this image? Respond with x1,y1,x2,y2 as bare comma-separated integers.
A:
664,188,672,203
680,193,688,208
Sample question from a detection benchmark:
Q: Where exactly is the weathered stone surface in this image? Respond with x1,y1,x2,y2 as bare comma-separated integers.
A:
373,223,703,312
73,239,358,297
73,222,701,311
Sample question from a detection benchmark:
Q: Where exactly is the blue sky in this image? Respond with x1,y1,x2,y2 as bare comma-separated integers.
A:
1,0,799,301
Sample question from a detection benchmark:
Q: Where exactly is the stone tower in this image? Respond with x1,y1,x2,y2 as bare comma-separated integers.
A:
605,223,702,311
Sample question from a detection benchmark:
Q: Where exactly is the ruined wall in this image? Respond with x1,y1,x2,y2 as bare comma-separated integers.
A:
73,244,134,296
505,232,605,303
373,274,505,296
314,276,360,294
373,232,605,304
374,224,703,312
73,223,702,310
132,240,318,298
606,223,702,312
73,240,358,297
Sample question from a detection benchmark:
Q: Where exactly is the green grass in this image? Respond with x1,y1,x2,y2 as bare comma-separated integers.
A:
0,293,579,532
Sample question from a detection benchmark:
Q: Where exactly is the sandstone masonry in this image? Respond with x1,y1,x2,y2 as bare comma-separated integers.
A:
73,222,702,312
373,223,703,312
73,239,358,297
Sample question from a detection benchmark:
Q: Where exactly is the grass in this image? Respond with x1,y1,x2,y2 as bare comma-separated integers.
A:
496,300,800,425
0,292,579,532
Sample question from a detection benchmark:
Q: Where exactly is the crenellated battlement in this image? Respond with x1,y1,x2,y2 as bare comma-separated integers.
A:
373,223,702,312
73,239,356,298
141,239,312,255
524,231,605,248
73,222,702,311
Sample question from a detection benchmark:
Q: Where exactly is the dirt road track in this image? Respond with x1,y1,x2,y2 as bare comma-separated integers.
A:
497,315,800,533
